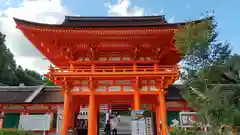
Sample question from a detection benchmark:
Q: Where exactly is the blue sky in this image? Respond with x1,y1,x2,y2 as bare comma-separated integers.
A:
1,0,239,53
0,0,239,73
64,0,240,53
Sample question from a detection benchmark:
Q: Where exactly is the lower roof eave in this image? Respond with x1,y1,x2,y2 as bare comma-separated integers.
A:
48,72,179,78
166,98,185,101
0,102,63,105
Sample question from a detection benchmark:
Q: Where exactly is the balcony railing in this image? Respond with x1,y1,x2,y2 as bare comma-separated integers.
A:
48,65,179,73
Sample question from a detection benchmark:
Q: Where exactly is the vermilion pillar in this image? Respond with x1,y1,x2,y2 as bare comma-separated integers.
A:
88,94,97,135
134,90,140,110
62,90,70,135
70,101,76,129
154,103,160,135
159,90,167,135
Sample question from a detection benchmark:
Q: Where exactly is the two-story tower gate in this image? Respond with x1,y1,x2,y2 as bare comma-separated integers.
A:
13,16,204,135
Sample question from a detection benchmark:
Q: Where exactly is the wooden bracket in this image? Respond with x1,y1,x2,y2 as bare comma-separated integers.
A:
63,77,73,93
134,76,140,90
159,77,164,89
89,77,96,91
133,44,140,60
88,43,97,61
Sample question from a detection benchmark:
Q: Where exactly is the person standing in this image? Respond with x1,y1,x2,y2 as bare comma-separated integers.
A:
104,120,111,135
110,113,120,135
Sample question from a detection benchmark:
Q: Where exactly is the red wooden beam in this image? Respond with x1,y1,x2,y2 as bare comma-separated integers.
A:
167,107,193,111
70,60,158,65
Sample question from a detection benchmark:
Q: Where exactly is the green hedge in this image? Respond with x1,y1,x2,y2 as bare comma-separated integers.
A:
0,129,33,135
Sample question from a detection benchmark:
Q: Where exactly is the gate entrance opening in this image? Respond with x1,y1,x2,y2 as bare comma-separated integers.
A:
99,104,132,135
74,103,157,135
71,93,168,135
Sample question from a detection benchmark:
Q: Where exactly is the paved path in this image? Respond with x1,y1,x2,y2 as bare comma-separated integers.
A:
99,115,131,135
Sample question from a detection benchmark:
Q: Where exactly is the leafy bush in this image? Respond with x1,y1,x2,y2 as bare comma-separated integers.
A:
0,129,33,135
169,126,201,135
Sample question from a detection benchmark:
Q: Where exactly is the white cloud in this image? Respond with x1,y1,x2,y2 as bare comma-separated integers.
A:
1,0,145,74
0,11,4,16
105,0,177,24
153,9,165,16
5,0,10,6
0,0,71,74
105,1,181,84
0,0,178,76
15,56,50,74
159,9,164,15
4,0,70,24
105,0,144,16
168,16,175,23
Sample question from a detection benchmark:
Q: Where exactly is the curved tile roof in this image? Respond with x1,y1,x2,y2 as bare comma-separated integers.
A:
13,16,211,28
0,85,184,104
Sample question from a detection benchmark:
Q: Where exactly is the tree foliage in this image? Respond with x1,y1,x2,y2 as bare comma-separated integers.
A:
173,15,240,135
0,129,33,135
175,16,231,76
0,32,54,86
169,126,202,135
43,77,55,86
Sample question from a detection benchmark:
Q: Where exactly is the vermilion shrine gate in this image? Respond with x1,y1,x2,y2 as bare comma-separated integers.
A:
14,16,202,135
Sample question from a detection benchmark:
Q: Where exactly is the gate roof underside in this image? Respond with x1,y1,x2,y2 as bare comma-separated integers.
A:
13,16,209,67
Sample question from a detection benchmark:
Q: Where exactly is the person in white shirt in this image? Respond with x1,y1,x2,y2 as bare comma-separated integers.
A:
110,113,120,135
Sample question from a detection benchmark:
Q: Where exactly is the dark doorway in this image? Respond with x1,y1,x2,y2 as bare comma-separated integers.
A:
75,112,88,135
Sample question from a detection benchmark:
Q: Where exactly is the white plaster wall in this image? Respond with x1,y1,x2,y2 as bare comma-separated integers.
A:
71,79,160,92
56,104,64,135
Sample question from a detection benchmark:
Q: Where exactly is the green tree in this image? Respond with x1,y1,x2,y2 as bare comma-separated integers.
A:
181,57,240,128
14,65,44,86
169,126,201,135
173,15,240,135
43,77,55,86
0,32,50,86
0,32,18,85
0,129,33,135
175,16,231,79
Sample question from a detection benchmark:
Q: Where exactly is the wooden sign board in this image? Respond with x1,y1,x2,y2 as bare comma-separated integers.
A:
179,112,197,127
19,114,51,131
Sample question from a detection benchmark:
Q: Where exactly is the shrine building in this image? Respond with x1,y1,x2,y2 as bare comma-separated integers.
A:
10,16,203,135
0,84,190,135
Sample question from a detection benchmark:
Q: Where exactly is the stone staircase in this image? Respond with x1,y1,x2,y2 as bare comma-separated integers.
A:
99,116,131,135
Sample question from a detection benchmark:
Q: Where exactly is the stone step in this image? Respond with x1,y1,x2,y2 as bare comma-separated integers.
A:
99,129,131,135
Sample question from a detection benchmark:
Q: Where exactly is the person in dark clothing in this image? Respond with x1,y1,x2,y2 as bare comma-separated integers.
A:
104,120,111,135
111,113,120,135
112,128,117,135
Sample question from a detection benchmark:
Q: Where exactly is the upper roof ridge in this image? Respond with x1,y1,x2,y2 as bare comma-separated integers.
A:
64,15,166,21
